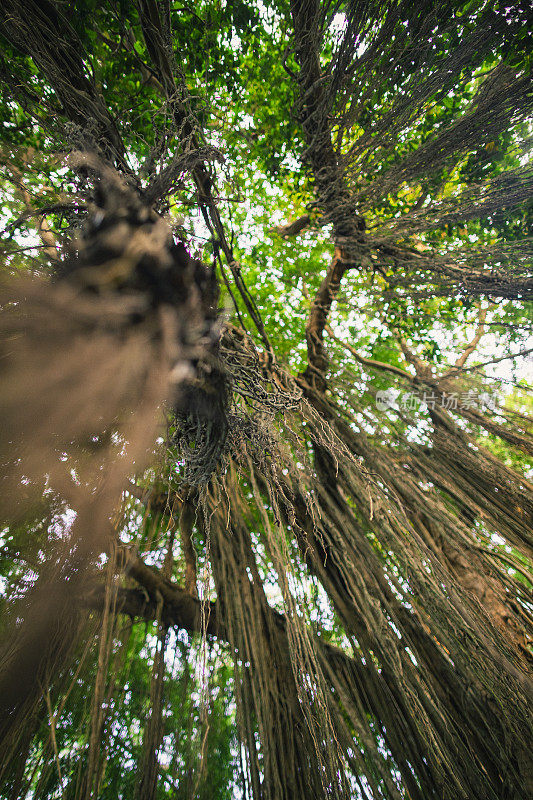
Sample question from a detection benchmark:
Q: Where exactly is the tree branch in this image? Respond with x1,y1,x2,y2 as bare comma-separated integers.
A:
272,214,311,238
325,324,414,380
2,157,60,262
396,334,432,378
453,303,490,369
290,0,366,390
114,547,221,636
84,584,220,635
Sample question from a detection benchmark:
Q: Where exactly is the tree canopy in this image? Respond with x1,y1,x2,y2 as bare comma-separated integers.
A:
0,1,532,798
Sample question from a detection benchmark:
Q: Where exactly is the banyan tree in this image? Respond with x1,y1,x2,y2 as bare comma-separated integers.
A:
0,1,532,798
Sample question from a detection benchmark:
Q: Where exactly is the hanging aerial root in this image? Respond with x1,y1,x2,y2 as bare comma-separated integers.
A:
0,156,220,747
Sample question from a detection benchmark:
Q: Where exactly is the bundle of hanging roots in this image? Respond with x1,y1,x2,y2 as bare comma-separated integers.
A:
0,156,221,751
